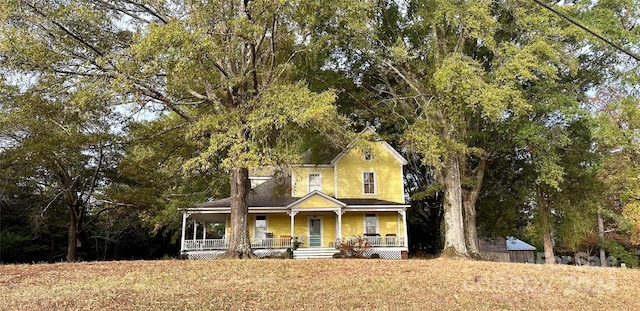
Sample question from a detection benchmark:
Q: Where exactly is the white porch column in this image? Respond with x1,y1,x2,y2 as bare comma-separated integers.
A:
399,210,408,247
180,212,188,252
397,212,401,237
225,215,230,240
334,209,343,241
193,221,198,240
289,210,298,238
202,222,207,240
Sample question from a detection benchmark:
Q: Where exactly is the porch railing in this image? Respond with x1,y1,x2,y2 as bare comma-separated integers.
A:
250,237,292,249
343,236,406,247
183,238,292,251
184,239,228,250
183,236,406,251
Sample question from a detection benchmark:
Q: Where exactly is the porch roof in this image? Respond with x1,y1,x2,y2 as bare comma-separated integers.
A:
196,176,295,208
192,198,407,211
187,176,409,212
192,175,408,212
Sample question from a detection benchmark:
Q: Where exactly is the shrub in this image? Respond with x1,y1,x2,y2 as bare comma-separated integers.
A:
337,236,371,258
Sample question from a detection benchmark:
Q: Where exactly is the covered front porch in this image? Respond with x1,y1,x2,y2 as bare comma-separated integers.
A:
182,190,409,259
180,209,408,259
182,235,408,251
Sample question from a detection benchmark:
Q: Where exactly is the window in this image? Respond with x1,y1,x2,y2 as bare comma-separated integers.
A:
365,214,378,234
255,216,267,239
364,148,373,161
363,171,376,194
308,173,321,193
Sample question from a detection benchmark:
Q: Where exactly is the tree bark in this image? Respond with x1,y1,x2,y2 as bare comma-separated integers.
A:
462,196,480,256
441,155,469,257
462,157,487,257
538,196,555,264
67,210,79,262
598,209,607,267
225,167,256,259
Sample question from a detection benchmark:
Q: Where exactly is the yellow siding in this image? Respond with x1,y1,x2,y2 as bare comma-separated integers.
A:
267,214,291,238
335,142,404,203
341,213,365,237
294,195,341,208
291,167,335,197
241,212,402,243
341,212,399,236
248,214,292,239
293,212,336,247
378,213,400,236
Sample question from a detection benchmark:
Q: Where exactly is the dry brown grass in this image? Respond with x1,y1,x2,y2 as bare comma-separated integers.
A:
1,258,638,310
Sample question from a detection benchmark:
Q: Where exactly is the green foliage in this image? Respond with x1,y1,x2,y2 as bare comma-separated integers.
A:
599,238,639,268
2,0,640,261
594,95,640,245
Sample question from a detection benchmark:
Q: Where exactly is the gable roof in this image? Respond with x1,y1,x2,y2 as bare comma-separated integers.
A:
193,182,408,210
287,191,347,208
506,236,536,251
330,127,407,165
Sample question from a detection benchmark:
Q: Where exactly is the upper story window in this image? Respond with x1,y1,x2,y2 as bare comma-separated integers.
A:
364,148,373,161
308,173,322,193
363,171,376,194
255,215,267,239
365,214,378,234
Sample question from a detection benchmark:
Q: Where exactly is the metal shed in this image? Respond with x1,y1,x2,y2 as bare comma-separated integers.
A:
505,236,536,263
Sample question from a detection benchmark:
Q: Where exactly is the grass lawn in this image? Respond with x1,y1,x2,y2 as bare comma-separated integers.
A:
1,258,638,310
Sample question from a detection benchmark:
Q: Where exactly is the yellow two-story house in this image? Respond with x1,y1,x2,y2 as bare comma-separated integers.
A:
180,127,409,259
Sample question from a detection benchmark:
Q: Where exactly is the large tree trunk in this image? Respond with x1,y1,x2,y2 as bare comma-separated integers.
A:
462,196,480,256
225,167,256,259
67,211,79,262
538,198,555,264
462,158,487,257
598,209,607,267
441,156,469,257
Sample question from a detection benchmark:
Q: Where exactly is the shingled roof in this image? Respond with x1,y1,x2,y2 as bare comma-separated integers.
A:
196,176,295,208
339,198,406,206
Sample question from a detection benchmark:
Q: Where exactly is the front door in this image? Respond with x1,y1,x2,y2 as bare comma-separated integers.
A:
308,218,322,247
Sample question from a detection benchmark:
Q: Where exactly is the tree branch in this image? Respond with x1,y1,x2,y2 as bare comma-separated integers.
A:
22,0,105,57
82,143,104,207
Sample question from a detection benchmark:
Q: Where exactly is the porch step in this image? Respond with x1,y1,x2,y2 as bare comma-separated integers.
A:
293,247,339,259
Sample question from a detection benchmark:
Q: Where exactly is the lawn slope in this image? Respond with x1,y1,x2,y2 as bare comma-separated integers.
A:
1,259,638,310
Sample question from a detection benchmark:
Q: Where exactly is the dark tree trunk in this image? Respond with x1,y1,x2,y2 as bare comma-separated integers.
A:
67,211,79,262
225,167,256,259
538,197,555,264
441,155,469,257
48,237,55,263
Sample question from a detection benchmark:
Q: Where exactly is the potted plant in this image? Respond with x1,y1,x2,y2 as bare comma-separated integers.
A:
292,237,303,250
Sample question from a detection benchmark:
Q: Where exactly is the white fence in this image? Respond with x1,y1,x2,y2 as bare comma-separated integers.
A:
184,236,406,251
353,236,406,247
184,238,292,251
